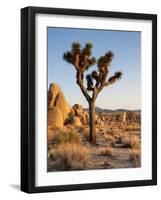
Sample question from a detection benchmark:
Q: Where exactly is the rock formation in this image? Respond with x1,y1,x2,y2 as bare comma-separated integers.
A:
48,83,73,127
48,107,63,128
71,116,82,126
47,83,141,130
72,104,89,125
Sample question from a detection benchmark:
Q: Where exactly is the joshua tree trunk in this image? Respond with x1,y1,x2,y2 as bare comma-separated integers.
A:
89,100,96,143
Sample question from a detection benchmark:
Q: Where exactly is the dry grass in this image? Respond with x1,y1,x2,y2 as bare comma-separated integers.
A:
104,134,116,144
51,130,81,145
100,147,115,158
83,128,89,139
49,143,91,170
113,132,123,140
121,135,140,149
106,128,118,136
129,149,141,166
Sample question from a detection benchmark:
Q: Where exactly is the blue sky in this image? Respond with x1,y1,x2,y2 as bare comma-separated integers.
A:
48,27,141,110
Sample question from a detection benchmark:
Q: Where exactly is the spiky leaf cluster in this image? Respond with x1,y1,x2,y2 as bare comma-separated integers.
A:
97,50,114,70
108,71,122,85
82,43,93,56
63,42,96,71
72,42,81,54
86,74,94,91
85,50,114,90
91,70,99,81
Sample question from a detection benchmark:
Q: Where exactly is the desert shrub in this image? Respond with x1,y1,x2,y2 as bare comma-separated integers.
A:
84,131,89,141
129,149,141,166
52,130,81,145
106,128,118,136
114,134,122,141
121,135,140,149
49,143,91,170
104,134,115,143
100,147,115,158
82,127,89,139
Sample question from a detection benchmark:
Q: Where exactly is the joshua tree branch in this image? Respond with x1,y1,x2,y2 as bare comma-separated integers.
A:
74,55,80,70
76,71,91,102
81,59,89,72
97,67,108,93
105,71,123,86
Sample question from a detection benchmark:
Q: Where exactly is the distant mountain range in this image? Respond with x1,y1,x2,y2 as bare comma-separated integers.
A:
85,106,141,113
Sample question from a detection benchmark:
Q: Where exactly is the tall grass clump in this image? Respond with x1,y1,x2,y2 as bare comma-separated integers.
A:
49,143,91,170
52,130,81,145
121,135,140,149
100,147,115,158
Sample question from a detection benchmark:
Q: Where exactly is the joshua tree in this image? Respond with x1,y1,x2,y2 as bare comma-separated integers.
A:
63,42,122,143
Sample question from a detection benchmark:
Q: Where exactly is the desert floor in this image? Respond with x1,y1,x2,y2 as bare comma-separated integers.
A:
47,122,141,171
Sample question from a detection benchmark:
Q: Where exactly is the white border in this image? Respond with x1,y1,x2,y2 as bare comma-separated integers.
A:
35,14,152,186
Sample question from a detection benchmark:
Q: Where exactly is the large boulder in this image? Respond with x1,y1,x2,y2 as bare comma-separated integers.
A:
73,104,83,112
48,107,63,128
72,104,89,125
71,116,82,126
48,83,72,127
48,84,61,108
54,92,71,121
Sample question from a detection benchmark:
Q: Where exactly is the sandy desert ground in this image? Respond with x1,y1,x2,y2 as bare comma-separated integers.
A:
48,118,141,171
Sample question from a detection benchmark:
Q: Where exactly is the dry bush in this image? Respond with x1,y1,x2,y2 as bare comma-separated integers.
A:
104,134,115,143
114,132,124,140
100,147,115,158
84,130,90,141
111,132,125,145
49,143,91,170
51,130,81,145
121,135,140,149
82,127,89,135
129,149,141,166
106,128,116,136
